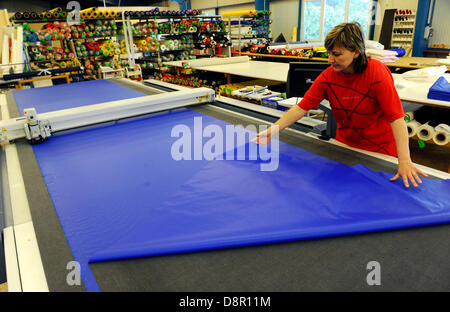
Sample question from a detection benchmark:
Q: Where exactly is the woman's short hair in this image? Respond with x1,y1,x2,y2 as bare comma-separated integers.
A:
325,22,368,73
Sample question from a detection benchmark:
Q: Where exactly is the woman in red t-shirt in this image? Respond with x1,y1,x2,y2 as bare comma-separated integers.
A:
253,22,427,188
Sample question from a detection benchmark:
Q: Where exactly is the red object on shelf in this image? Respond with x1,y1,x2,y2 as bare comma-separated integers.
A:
86,41,100,51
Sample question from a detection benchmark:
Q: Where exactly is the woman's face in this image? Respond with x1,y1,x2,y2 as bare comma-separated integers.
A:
327,46,360,74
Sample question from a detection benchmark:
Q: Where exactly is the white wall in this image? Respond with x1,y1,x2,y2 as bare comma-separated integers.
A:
219,4,255,15
191,0,253,10
271,0,299,42
428,0,450,46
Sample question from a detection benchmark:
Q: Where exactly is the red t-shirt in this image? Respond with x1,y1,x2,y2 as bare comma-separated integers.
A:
298,58,405,157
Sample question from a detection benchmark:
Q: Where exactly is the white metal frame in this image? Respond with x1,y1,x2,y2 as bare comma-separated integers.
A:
1,93,48,292
0,88,215,143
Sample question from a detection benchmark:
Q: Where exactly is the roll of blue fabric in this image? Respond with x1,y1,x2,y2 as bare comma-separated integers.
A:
387,47,406,57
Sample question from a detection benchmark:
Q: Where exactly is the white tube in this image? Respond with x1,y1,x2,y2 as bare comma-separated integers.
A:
405,111,415,121
185,56,249,67
417,122,435,141
126,17,135,67
121,11,132,66
286,43,323,49
432,124,450,146
406,120,421,137
432,131,450,146
230,30,255,36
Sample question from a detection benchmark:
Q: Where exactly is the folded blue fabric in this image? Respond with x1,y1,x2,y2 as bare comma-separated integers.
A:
427,76,450,101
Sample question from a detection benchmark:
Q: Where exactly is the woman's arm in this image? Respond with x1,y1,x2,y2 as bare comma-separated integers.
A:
389,117,428,187
252,105,308,145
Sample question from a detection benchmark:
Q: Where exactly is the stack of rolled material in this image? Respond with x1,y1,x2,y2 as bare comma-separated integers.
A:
230,27,255,36
405,106,450,145
366,48,398,63
432,124,450,146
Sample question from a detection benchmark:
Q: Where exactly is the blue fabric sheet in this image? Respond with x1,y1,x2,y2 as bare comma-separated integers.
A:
427,76,450,102
12,81,450,292
12,80,147,115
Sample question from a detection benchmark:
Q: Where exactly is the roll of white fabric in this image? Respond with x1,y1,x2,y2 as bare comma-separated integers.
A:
230,26,252,33
285,43,322,50
407,120,421,137
432,124,450,146
432,130,450,145
288,42,324,49
405,111,415,121
417,122,435,141
231,39,258,45
435,123,450,133
231,31,255,36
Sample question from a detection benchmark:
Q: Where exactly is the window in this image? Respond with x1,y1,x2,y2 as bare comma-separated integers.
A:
301,0,373,42
201,9,216,16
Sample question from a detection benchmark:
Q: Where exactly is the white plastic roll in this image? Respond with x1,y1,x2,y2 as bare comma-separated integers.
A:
231,39,258,45
230,26,252,32
435,123,450,133
230,27,253,35
432,131,450,146
184,56,249,67
432,124,450,146
405,111,415,121
406,120,421,137
268,44,287,52
231,30,254,36
286,42,324,49
417,122,435,141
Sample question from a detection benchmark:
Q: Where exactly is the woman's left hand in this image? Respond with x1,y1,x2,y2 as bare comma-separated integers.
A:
390,159,428,188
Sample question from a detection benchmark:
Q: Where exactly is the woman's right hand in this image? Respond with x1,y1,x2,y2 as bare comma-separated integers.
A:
251,106,306,145
251,125,279,145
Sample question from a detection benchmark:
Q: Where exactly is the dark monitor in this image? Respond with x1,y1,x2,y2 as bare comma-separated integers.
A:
286,62,336,140
286,62,330,98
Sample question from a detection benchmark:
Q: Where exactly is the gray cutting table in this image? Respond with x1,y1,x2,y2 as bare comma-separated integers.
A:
0,78,449,292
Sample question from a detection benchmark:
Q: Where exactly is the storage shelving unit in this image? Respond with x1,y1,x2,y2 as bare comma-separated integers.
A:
391,9,416,57
11,7,230,81
224,10,272,53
